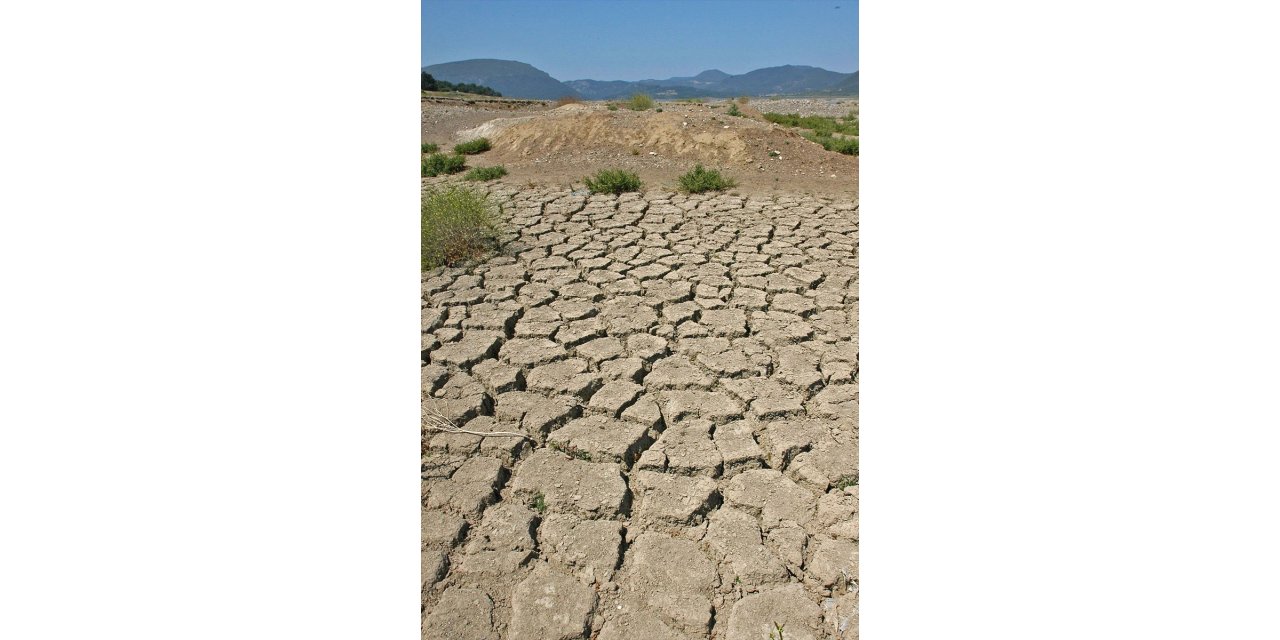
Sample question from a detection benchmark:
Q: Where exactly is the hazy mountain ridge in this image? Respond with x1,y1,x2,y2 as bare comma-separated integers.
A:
425,59,858,100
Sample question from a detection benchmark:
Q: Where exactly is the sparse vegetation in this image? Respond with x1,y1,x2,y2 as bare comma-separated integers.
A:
453,137,491,155
769,622,786,640
631,148,640,156
803,131,859,155
421,142,439,154
422,152,466,177
463,165,507,182
530,492,547,513
420,185,500,269
677,164,736,193
727,102,742,117
607,103,619,111
655,107,663,112
627,93,655,111
769,150,781,158
555,95,582,106
834,474,859,489
763,112,859,136
584,168,643,194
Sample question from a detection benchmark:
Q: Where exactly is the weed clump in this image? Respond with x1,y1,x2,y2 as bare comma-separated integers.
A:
422,153,466,177
627,93,655,111
584,168,643,194
763,112,859,136
727,102,742,117
463,165,507,182
677,164,736,193
530,492,547,513
421,185,500,269
421,142,439,153
607,103,619,111
453,137,491,155
803,131,859,155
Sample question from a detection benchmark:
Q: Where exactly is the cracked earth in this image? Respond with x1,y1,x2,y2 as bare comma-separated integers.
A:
423,179,858,640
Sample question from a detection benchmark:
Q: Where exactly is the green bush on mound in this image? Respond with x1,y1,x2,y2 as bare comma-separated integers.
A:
422,153,466,177
677,164,737,193
453,137,491,155
421,142,439,153
464,165,508,182
421,185,500,269
584,169,643,194
607,103,619,111
627,93,655,111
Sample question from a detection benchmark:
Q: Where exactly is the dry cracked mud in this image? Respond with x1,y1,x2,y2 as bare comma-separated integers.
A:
423,179,858,640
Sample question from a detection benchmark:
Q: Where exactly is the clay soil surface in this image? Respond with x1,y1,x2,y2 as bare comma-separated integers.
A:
422,95,858,198
422,95,858,640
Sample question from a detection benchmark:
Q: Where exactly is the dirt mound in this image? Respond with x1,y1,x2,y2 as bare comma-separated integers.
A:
432,100,857,197
460,106,845,167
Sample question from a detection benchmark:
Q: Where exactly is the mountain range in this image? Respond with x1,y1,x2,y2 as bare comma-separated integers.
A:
422,59,858,100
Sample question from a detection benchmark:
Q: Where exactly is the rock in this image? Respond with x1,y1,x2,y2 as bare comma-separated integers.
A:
724,469,817,530
806,537,858,588
547,415,653,465
501,338,568,366
508,564,597,640
424,456,504,518
538,514,624,583
430,331,503,369
424,587,496,640
632,470,719,525
587,380,643,417
511,449,628,518
714,420,766,478
724,584,824,640
621,533,716,634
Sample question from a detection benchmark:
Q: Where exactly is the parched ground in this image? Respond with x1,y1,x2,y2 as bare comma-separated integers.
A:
422,176,858,640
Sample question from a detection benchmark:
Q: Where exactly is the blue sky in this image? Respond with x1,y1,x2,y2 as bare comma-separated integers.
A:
422,0,858,81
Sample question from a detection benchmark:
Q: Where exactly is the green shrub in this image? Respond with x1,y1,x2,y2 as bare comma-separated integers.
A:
453,137,491,155
463,165,507,182
803,131,859,155
677,164,736,193
627,93,655,111
421,185,500,269
422,153,466,177
655,107,663,112
421,142,439,154
607,103,619,111
727,103,742,117
584,169,643,194
763,112,858,136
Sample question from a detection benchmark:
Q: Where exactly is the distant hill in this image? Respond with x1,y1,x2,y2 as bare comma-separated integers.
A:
428,59,857,100
422,59,579,100
717,65,851,95
817,71,859,96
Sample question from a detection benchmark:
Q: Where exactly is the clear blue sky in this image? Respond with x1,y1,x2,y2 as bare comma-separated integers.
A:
422,0,858,81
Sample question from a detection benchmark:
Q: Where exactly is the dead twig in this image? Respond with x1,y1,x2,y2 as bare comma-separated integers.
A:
423,405,533,441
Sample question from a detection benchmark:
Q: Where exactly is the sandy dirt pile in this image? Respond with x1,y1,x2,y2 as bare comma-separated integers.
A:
425,98,858,197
